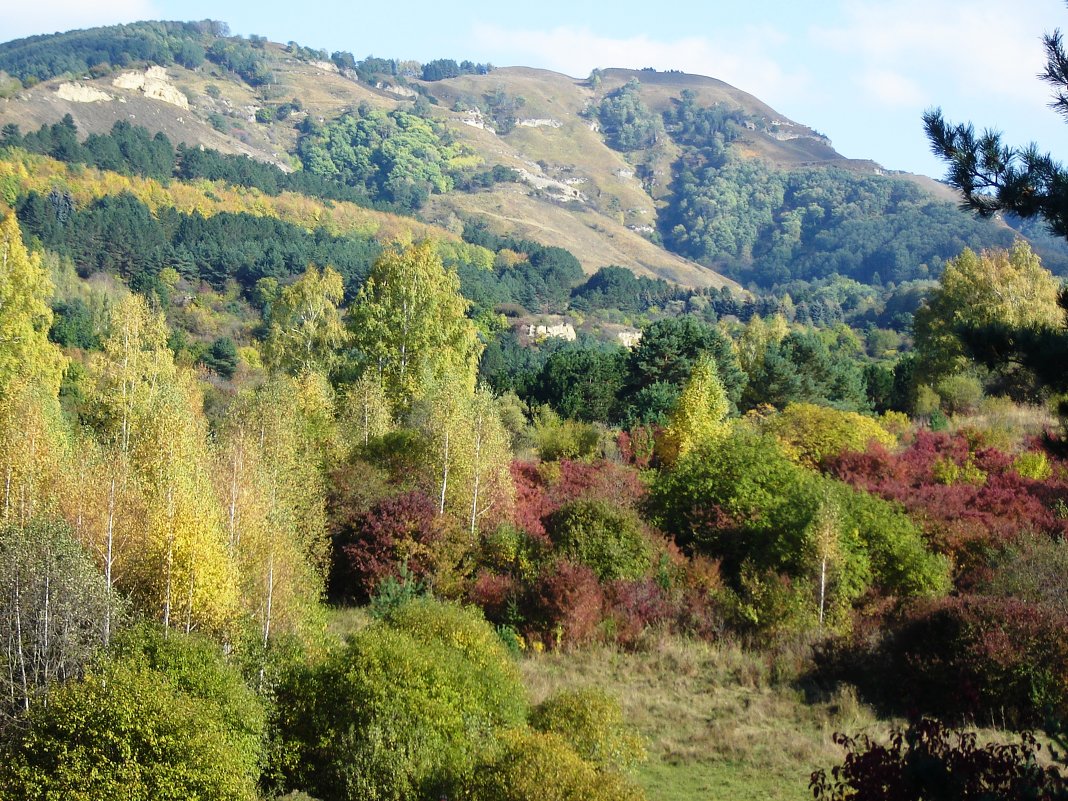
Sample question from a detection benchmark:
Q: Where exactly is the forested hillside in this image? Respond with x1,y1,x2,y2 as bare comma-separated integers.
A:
0,19,1067,801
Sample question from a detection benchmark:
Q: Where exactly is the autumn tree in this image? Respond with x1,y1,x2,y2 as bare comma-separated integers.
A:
349,240,481,411
264,264,347,376
0,213,65,396
213,377,330,650
88,295,239,635
657,354,730,463
912,241,1062,399
0,213,69,527
338,372,392,452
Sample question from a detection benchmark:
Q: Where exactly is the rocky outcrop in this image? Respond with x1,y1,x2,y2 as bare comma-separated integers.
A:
460,108,490,130
515,168,587,203
525,322,576,341
56,82,112,103
517,118,562,128
112,66,189,109
617,330,642,349
375,82,417,99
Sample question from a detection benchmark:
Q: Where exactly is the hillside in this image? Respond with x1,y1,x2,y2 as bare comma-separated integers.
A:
0,21,1032,291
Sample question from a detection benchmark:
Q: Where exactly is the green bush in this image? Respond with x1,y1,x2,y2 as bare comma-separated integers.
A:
0,638,264,801
473,729,646,801
529,688,645,773
544,499,652,581
273,599,526,801
646,429,948,633
109,624,267,768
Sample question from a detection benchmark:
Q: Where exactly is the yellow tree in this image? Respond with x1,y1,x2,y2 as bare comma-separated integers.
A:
737,313,789,380
90,292,175,455
462,388,515,536
349,240,481,411
0,214,69,526
413,373,472,516
57,431,145,645
658,355,730,464
215,376,330,648
264,264,347,377
913,241,1063,388
129,372,239,635
87,294,239,634
0,213,66,396
338,373,392,453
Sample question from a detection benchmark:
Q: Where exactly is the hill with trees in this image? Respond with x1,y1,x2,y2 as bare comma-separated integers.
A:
1,18,1068,801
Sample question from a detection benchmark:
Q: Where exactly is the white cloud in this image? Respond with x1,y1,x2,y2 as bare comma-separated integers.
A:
469,22,812,107
810,0,1058,107
858,69,925,107
4,0,159,42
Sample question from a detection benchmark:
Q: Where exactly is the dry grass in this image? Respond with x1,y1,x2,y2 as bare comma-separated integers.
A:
949,398,1057,449
520,634,888,801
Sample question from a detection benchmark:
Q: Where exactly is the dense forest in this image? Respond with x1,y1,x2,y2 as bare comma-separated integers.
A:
0,18,1067,801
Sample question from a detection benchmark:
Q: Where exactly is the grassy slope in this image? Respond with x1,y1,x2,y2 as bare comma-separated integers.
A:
520,636,884,801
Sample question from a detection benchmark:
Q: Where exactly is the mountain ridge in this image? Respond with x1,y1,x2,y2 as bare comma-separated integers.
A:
0,21,1034,289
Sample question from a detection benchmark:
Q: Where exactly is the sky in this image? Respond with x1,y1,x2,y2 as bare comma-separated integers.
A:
4,0,1067,179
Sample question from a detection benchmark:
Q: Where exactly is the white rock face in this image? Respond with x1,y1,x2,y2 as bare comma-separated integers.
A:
514,168,587,203
311,60,339,73
617,330,642,349
56,82,112,102
460,107,490,130
516,118,562,128
526,323,577,341
112,66,189,109
375,82,417,98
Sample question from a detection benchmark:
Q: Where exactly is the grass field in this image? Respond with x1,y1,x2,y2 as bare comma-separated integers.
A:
520,634,886,801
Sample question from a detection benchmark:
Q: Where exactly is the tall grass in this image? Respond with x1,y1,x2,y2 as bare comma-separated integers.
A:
521,633,886,801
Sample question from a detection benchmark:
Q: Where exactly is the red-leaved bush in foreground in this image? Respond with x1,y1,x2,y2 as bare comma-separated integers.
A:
818,594,1068,729
331,490,443,602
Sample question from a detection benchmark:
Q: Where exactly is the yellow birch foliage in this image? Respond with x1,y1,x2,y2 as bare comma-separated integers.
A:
914,240,1063,384
0,213,69,525
658,355,729,464
214,378,331,644
87,293,238,634
349,240,482,410
264,264,347,376
460,388,515,536
128,373,239,635
338,373,392,453
0,213,66,396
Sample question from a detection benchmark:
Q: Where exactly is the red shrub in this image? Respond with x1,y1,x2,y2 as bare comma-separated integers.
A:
523,559,604,648
823,595,1068,729
468,570,518,625
510,458,646,540
331,490,441,602
825,432,1068,587
618,425,657,468
604,578,673,648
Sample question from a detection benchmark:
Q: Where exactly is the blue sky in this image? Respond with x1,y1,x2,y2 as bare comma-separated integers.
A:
5,0,1066,179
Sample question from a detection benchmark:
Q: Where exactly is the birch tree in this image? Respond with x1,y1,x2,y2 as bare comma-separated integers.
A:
349,240,481,411
0,518,116,721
